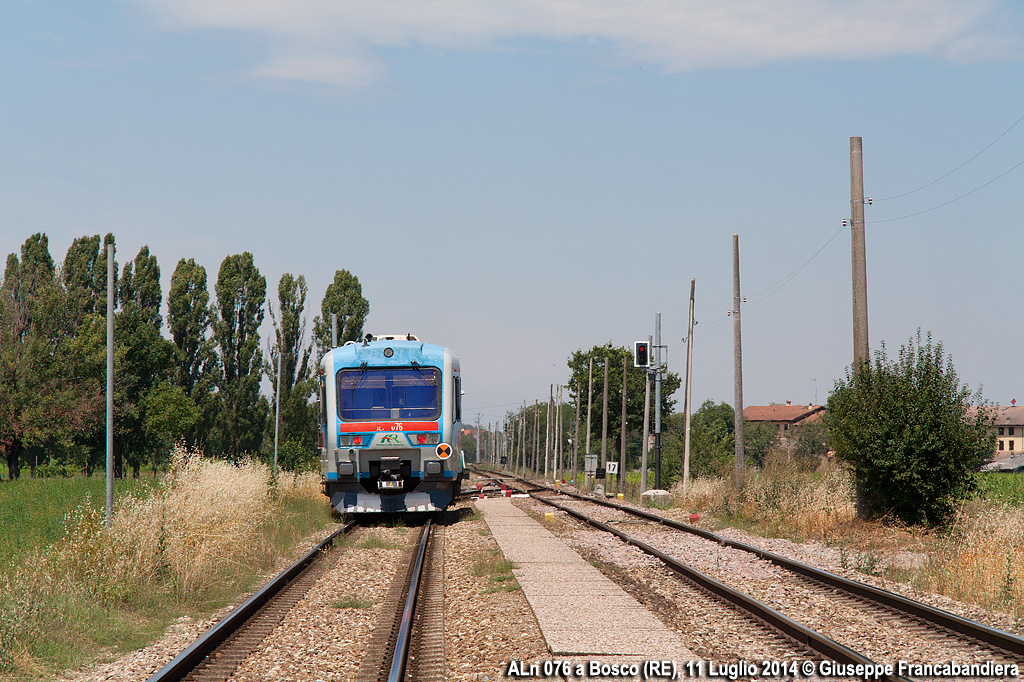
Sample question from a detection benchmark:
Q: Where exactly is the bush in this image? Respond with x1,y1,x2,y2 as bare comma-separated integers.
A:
826,331,993,526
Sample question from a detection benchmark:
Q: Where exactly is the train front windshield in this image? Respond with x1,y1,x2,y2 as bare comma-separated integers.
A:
337,367,441,421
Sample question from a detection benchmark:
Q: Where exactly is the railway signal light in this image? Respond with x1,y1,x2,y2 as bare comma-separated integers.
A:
634,341,649,368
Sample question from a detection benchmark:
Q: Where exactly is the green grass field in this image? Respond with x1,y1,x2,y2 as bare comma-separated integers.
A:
975,471,1024,505
0,475,158,576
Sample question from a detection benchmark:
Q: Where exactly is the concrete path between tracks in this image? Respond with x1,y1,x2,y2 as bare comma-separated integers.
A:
475,495,695,660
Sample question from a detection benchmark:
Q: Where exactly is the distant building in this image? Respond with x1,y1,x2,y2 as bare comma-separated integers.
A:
974,405,1024,470
742,401,825,434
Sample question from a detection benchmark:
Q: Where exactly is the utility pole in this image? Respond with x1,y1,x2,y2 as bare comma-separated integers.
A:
600,357,609,468
851,136,870,519
733,234,745,481
331,312,338,348
105,239,114,528
654,313,663,490
619,356,627,495
585,358,593,456
545,385,553,477
682,278,695,492
573,380,581,485
476,414,481,464
274,324,281,476
519,401,527,475
851,136,869,366
536,399,544,473
558,386,565,479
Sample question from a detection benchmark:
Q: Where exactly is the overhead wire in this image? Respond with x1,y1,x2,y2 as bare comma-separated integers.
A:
875,110,1024,202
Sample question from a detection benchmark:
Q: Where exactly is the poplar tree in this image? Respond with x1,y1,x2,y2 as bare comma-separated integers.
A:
167,258,218,449
115,246,174,477
212,252,267,459
312,269,369,356
267,273,317,468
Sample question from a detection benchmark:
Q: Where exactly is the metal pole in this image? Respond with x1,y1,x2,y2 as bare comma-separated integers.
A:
600,357,609,468
585,357,593,456
619,356,627,495
105,240,114,528
273,328,281,476
683,278,695,491
331,312,338,348
641,342,651,492
733,234,745,480
654,313,662,490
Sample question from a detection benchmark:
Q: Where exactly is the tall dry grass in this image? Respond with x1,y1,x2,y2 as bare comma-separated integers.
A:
669,451,1024,618
916,500,1024,614
0,445,330,677
671,451,857,540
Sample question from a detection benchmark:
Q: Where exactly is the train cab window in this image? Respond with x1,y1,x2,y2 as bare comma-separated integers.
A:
453,377,461,423
337,367,441,421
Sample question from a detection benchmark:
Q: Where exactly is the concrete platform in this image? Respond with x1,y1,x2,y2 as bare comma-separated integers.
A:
475,496,695,659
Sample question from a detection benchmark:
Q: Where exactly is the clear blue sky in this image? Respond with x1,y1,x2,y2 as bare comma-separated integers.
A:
2,1,1022,427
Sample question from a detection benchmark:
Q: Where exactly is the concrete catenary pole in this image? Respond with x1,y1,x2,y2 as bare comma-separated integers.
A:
619,356,627,495
572,380,581,484
585,357,593,456
105,239,114,528
555,385,563,479
733,234,745,481
851,136,870,519
545,385,553,477
331,312,338,348
851,136,869,366
683,278,696,492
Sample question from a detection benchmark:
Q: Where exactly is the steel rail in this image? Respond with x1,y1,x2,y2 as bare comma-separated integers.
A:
530,493,910,682
525,480,1024,658
387,518,433,682
146,521,356,682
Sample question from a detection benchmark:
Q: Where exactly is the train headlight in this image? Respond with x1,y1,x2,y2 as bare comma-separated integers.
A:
338,435,364,447
416,433,441,445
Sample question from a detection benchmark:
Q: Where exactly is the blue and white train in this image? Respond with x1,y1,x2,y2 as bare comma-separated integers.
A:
318,334,464,513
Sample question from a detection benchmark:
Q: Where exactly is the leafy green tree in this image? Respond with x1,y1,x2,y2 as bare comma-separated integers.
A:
266,273,317,468
212,252,268,459
167,258,218,449
789,418,830,464
142,381,199,472
0,235,104,479
566,343,680,472
744,420,780,467
684,400,736,477
312,269,369,356
115,246,175,477
826,332,993,526
61,233,116,320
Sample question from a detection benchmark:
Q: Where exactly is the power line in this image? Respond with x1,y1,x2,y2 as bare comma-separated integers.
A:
870,157,1024,224
745,224,847,307
876,110,1024,202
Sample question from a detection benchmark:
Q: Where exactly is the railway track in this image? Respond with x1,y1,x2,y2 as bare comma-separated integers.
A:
473,469,1024,679
145,517,446,682
145,522,356,682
